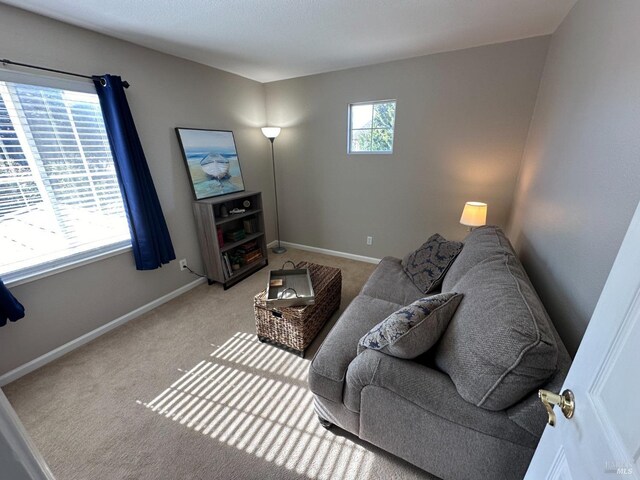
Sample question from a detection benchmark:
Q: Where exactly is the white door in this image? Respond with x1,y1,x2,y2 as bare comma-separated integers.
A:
0,389,55,480
526,201,640,479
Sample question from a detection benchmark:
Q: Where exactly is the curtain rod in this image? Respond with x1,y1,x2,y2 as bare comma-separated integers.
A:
0,58,130,88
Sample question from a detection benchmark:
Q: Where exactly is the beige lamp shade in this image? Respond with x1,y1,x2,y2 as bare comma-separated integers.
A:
261,127,281,139
460,202,487,227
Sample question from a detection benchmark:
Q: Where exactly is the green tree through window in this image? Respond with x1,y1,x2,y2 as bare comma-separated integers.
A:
349,100,396,153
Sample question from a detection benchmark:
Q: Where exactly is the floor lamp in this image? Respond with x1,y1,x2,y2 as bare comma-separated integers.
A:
261,127,286,254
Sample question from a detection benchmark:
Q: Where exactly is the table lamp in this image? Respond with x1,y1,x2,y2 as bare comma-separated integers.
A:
460,202,487,231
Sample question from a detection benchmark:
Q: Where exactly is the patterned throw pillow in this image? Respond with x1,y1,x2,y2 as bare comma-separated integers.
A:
357,293,463,359
402,234,463,293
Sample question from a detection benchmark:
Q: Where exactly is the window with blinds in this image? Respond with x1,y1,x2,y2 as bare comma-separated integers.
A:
0,76,130,282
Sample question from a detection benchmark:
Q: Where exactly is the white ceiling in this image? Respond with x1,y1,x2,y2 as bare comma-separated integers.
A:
4,0,577,83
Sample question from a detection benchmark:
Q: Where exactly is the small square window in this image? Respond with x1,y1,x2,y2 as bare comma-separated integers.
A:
348,100,396,154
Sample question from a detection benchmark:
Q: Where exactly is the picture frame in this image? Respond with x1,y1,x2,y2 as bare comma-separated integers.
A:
175,128,246,200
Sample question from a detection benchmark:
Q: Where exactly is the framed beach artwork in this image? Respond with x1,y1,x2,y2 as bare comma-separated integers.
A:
175,128,246,200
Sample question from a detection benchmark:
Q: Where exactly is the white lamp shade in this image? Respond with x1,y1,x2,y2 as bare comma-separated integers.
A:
460,202,487,227
261,127,281,139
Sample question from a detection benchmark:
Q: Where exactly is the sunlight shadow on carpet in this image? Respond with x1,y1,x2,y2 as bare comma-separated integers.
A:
137,332,374,479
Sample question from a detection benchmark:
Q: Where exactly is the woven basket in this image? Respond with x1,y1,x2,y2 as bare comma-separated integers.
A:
254,261,341,355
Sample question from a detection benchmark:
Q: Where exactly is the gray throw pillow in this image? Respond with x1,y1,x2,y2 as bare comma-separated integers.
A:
402,234,463,293
357,292,463,359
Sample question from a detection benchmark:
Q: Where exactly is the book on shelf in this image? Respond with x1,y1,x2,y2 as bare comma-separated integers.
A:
242,250,263,264
243,218,258,234
222,253,232,279
236,240,259,254
233,239,262,264
221,253,228,279
224,229,246,242
217,227,224,247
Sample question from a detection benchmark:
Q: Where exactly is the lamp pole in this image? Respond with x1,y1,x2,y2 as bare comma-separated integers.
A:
269,137,286,254
262,127,286,254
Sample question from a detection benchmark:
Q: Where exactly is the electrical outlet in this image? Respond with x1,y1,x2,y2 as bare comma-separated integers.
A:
366,236,373,246
179,259,187,271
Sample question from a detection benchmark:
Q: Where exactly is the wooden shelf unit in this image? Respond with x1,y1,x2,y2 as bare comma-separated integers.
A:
193,191,268,289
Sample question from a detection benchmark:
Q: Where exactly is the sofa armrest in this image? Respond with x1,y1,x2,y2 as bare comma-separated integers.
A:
344,349,383,412
344,349,539,448
309,294,403,403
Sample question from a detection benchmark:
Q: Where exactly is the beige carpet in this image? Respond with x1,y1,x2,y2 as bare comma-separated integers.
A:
3,249,436,480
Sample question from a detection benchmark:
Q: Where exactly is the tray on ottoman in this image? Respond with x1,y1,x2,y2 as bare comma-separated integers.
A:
266,261,315,308
254,261,342,356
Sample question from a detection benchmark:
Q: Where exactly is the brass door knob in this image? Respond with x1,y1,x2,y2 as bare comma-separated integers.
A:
538,389,575,427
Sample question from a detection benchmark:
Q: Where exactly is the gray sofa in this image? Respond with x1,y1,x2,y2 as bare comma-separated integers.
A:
308,226,571,480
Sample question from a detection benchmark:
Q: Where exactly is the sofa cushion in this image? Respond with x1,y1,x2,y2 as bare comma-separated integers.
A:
309,294,403,404
357,293,462,359
506,322,572,437
435,252,558,411
441,226,513,292
359,386,535,480
360,257,425,305
345,349,539,449
402,234,463,293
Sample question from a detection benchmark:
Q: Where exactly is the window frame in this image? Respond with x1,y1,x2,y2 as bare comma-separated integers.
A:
347,99,396,155
0,68,132,287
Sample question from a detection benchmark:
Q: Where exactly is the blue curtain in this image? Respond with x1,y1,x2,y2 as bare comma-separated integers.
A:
0,279,24,327
93,75,175,270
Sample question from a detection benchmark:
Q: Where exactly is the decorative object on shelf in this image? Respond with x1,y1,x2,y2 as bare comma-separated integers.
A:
261,127,286,254
242,199,251,209
176,128,245,200
460,201,487,231
220,204,229,217
229,208,245,214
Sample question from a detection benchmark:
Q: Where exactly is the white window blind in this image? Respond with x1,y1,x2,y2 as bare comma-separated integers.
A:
0,75,130,281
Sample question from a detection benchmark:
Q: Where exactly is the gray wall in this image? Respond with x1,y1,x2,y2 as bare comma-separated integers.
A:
508,0,640,355
0,4,274,375
264,37,550,258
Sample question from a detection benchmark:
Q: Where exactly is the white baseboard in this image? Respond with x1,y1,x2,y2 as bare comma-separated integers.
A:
267,240,381,264
1,240,377,386
0,277,206,387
